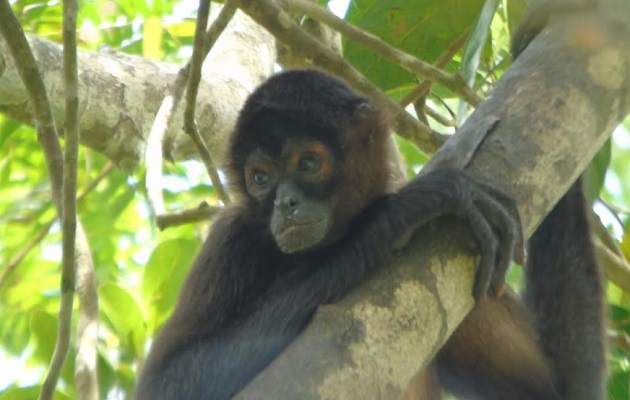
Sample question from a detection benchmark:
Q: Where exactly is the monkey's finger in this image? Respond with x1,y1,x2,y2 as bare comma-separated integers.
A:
472,180,525,264
473,194,516,296
466,207,499,299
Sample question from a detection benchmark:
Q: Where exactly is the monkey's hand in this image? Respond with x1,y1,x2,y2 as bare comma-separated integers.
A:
394,169,524,299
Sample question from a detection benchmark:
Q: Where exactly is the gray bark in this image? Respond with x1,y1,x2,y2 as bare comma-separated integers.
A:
0,10,275,171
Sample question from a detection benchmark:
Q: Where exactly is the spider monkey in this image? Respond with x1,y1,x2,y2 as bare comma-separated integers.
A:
134,68,520,400
134,1,605,399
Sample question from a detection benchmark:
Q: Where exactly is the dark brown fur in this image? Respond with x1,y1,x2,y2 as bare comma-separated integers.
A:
134,70,522,400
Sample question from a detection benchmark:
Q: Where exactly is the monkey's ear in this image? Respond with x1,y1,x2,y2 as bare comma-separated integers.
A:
346,101,385,144
353,102,373,121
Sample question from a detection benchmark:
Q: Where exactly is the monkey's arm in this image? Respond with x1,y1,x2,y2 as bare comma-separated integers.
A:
223,170,521,385
249,169,520,325
134,208,282,400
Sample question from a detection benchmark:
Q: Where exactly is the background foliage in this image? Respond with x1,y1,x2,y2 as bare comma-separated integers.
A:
0,0,629,399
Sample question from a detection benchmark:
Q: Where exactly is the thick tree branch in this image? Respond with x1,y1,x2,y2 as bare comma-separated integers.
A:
0,10,275,170
236,2,630,398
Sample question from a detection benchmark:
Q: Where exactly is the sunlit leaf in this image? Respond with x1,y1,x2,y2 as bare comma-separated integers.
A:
345,0,485,89
607,369,630,400
621,226,630,262
29,311,75,385
143,16,164,60
0,386,71,400
461,0,499,87
505,0,530,37
141,239,199,332
395,135,428,177
99,283,146,357
583,139,611,204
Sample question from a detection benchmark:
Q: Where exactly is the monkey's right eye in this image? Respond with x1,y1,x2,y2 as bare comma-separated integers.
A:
252,170,270,186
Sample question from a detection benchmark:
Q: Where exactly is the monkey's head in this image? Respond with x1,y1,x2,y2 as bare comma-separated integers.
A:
227,69,390,253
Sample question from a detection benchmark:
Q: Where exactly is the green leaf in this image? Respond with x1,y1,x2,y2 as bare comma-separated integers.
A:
97,352,118,399
395,135,428,177
29,311,76,386
143,17,164,60
141,239,199,331
0,306,30,354
461,0,499,87
583,139,611,204
99,283,146,356
0,386,71,400
610,305,630,332
620,225,630,263
505,0,530,37
29,311,58,364
344,0,485,90
607,369,630,400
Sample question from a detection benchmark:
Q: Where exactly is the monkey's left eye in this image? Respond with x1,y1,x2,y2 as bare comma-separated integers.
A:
252,169,270,185
298,153,321,173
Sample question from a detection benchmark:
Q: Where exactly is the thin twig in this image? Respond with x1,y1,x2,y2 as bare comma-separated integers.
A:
0,3,65,398
609,330,630,353
281,0,482,106
73,169,106,400
234,0,445,154
203,0,237,55
146,1,237,220
184,0,231,204
0,220,54,289
0,7,61,183
433,95,457,121
399,32,469,108
145,73,187,216
599,198,628,227
589,210,630,293
426,105,457,128
0,3,98,399
39,0,80,397
156,201,221,230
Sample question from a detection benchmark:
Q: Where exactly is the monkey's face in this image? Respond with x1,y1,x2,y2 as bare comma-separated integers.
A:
244,139,338,253
228,70,390,253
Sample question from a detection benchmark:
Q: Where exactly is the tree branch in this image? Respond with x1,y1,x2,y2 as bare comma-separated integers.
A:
183,0,231,205
236,2,630,397
49,0,82,396
145,2,238,218
0,10,275,170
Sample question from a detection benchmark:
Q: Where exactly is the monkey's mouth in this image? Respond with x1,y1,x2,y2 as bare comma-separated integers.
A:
284,216,325,228
272,217,330,253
